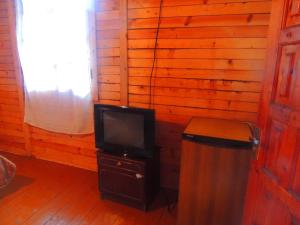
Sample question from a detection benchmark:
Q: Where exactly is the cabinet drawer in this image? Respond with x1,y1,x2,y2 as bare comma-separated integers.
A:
100,157,145,173
99,168,145,202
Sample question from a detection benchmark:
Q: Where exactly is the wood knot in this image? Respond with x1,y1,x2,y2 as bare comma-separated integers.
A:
168,49,175,58
247,14,253,23
184,16,192,26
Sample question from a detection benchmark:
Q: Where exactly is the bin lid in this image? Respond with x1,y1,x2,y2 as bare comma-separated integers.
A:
183,117,254,148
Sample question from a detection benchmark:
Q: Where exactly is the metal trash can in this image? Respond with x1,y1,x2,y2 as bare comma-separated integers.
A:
177,117,259,225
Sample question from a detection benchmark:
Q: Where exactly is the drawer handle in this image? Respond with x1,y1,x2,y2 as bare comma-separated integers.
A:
136,173,144,179
116,161,122,166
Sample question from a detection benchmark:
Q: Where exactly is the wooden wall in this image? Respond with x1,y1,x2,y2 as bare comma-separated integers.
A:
0,0,271,189
127,0,270,120
127,0,271,187
97,0,122,105
0,0,26,155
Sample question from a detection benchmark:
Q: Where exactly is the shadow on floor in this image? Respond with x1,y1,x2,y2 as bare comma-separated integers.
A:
0,175,34,198
149,188,178,212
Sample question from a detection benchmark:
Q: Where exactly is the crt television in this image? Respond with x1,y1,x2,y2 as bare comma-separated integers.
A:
94,104,155,158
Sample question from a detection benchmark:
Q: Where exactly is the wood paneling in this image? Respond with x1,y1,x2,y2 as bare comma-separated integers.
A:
120,0,129,105
29,127,97,171
0,0,26,156
2,0,272,189
126,0,271,188
97,0,122,105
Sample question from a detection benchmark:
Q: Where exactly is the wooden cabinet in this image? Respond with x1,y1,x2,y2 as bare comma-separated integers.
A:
177,117,255,225
97,150,158,210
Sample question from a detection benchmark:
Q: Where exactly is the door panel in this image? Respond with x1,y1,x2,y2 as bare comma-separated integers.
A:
263,119,286,180
289,127,300,198
243,0,300,224
274,45,299,106
252,187,290,225
248,174,300,225
263,111,298,188
292,218,300,225
286,0,300,27
294,60,300,109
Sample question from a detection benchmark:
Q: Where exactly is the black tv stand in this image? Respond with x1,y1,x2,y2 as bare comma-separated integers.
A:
96,149,159,210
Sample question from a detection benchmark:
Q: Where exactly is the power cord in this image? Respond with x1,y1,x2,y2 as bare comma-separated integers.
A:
161,187,177,214
148,0,178,215
149,0,164,109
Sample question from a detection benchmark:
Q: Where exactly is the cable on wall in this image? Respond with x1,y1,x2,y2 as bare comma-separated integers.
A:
147,0,178,213
149,0,164,109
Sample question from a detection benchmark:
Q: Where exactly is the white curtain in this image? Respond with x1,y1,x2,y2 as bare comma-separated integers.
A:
15,0,94,134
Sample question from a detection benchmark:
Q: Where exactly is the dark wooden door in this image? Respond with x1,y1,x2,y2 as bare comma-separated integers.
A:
243,0,300,224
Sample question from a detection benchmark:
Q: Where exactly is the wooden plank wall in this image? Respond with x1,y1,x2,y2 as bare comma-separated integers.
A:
1,0,272,189
0,0,26,155
125,0,271,187
97,0,122,106
127,0,270,120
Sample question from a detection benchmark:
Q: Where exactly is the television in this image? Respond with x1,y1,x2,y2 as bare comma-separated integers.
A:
94,104,155,158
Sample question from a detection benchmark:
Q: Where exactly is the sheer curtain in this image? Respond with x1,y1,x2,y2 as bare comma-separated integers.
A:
15,0,94,134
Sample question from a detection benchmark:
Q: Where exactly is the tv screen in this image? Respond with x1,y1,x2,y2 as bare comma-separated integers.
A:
103,111,144,149
94,104,155,158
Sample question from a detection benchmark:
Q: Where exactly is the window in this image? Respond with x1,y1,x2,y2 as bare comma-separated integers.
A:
15,0,95,134
16,0,93,97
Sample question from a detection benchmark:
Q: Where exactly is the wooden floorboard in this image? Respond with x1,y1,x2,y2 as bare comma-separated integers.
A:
0,152,177,225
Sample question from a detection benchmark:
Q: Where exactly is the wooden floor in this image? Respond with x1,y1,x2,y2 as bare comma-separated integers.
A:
0,152,177,225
